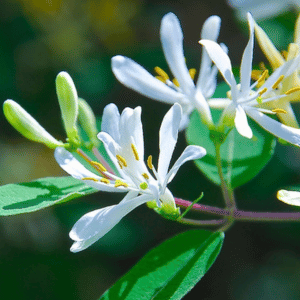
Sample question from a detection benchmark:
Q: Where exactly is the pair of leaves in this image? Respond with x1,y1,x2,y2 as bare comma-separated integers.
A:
99,230,224,300
186,109,276,188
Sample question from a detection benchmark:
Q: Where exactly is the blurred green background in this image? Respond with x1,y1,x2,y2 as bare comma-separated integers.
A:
1,0,300,299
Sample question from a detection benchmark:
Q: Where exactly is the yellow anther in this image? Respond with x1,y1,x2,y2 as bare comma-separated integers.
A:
142,173,149,179
172,78,180,87
272,108,287,114
147,155,153,170
100,178,110,184
281,50,288,59
258,87,268,96
90,161,107,172
114,180,128,188
117,161,123,169
256,96,263,104
189,68,196,80
116,154,127,167
285,86,300,95
155,76,166,83
259,62,266,70
131,144,139,161
251,70,263,81
154,67,169,81
82,177,98,182
140,182,148,190
272,75,285,89
257,70,269,84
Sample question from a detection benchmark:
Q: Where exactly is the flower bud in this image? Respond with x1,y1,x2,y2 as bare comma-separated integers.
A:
56,72,80,146
78,98,99,148
3,100,64,148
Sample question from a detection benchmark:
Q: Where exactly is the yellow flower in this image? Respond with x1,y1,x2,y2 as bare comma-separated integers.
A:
254,14,300,128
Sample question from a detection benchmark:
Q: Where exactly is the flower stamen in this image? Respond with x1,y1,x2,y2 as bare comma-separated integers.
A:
116,154,127,167
82,177,98,182
154,66,169,82
131,143,139,161
100,178,110,184
114,179,129,188
172,78,180,87
272,108,287,114
272,75,285,89
257,69,269,84
90,161,107,173
258,87,268,96
142,172,149,179
147,155,153,169
189,68,196,80
285,87,300,95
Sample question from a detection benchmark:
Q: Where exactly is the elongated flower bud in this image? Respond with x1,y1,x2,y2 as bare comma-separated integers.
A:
3,100,64,148
78,98,99,148
56,72,80,146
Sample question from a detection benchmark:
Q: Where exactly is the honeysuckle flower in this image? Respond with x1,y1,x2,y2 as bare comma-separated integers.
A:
200,13,300,146
254,13,300,128
112,12,223,129
277,189,300,206
55,103,206,252
227,0,300,20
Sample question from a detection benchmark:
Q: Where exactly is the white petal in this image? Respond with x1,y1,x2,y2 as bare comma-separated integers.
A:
119,106,144,161
54,147,126,192
111,56,183,104
277,190,300,206
70,234,103,253
69,194,151,242
164,145,206,187
201,15,221,41
240,13,254,96
234,105,253,139
200,39,237,98
157,104,182,180
208,98,231,109
101,103,120,143
246,108,300,146
160,13,195,95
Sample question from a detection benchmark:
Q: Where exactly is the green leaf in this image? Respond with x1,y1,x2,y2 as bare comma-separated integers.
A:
186,109,276,188
0,177,97,216
99,230,224,300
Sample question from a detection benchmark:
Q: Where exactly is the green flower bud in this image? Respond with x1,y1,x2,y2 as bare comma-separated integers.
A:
56,72,80,147
78,98,99,148
3,100,64,148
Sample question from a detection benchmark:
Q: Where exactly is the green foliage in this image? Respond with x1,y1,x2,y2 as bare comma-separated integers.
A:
186,109,276,188
99,230,224,300
0,177,97,216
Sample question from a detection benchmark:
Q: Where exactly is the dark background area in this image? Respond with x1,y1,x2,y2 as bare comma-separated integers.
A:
1,0,300,299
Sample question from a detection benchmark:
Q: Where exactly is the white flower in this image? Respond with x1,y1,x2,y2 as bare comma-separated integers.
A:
55,103,206,252
200,13,300,146
227,0,300,20
111,12,222,129
277,189,300,206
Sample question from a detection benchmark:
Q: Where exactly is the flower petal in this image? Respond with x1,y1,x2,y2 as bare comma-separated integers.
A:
111,56,183,104
234,105,253,139
200,39,237,98
246,108,300,146
164,145,206,187
157,104,182,180
160,13,195,95
69,193,151,243
54,147,126,192
101,103,120,143
240,13,254,97
277,189,300,206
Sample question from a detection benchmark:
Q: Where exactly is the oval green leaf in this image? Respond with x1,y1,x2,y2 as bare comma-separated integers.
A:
0,176,97,216
186,109,276,188
99,230,224,300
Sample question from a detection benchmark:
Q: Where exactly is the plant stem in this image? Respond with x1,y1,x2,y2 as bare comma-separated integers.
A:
178,218,226,226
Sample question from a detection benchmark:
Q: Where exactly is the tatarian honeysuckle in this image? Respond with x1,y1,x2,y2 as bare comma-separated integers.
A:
227,0,300,20
54,103,206,252
277,189,300,206
200,13,300,146
254,13,300,128
111,12,223,129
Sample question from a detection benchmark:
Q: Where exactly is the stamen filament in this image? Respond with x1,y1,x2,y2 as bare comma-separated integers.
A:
131,144,139,161
272,75,284,89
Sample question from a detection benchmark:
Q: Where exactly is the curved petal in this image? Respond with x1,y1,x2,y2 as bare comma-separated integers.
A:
157,104,182,180
69,193,151,242
234,105,253,139
54,147,127,192
200,39,237,99
111,56,183,104
160,13,195,95
246,108,300,146
101,103,120,143
164,145,206,188
277,189,300,206
201,15,221,41
240,13,254,97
